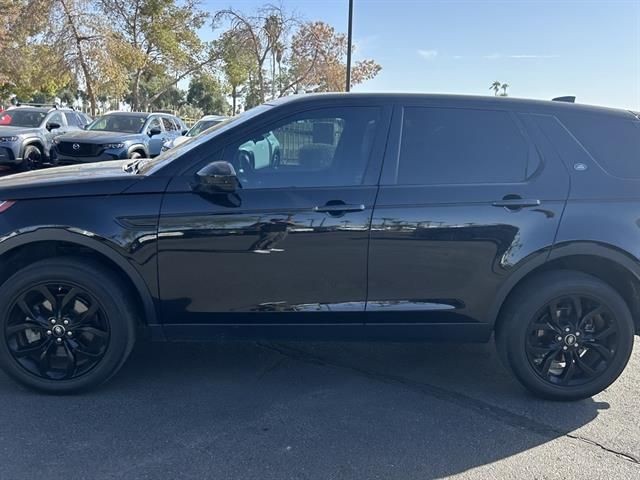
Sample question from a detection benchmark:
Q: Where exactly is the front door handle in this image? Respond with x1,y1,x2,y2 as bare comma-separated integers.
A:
492,198,541,209
313,203,366,214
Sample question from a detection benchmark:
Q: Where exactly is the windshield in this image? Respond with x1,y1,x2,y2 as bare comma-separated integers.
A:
137,105,272,175
87,114,147,133
0,110,46,128
187,119,225,137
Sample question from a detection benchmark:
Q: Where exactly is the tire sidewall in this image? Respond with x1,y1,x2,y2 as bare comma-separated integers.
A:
0,261,135,393
503,273,635,400
20,145,42,171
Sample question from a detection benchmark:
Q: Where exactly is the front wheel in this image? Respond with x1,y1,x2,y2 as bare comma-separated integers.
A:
496,270,635,400
18,145,43,171
0,258,137,393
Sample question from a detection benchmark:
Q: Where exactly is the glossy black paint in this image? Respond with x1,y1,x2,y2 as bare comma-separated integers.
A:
0,93,637,342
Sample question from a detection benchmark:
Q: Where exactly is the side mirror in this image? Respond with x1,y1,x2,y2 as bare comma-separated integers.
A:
194,161,240,194
148,127,162,137
181,129,189,135
46,122,61,131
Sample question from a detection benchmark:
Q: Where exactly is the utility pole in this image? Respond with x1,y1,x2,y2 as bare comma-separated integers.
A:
346,0,353,92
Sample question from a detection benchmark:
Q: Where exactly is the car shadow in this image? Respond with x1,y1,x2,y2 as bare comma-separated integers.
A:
0,339,610,479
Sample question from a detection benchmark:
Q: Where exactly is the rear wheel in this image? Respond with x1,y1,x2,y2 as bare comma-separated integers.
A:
496,270,635,400
0,258,137,393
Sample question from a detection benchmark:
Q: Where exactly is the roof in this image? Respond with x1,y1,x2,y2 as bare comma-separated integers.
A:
266,92,635,119
199,115,228,121
103,111,152,117
103,111,182,118
8,105,74,113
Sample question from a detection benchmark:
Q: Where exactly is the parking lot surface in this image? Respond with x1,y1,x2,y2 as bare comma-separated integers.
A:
0,337,639,479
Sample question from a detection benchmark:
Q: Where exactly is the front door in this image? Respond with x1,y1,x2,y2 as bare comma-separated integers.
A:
367,104,570,333
158,105,391,328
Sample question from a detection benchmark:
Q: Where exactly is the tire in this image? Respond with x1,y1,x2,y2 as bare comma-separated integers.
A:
496,270,635,401
129,150,143,160
0,257,137,394
18,144,42,171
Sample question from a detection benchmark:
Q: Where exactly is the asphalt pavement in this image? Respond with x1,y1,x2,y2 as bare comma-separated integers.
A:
0,337,638,479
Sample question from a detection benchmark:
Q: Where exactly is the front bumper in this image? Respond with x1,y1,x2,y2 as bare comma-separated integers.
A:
0,145,21,165
54,149,129,165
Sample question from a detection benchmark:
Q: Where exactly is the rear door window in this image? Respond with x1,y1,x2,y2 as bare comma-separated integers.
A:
397,107,529,185
162,117,177,131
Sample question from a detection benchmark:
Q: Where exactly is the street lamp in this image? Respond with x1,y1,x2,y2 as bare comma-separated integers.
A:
346,0,353,92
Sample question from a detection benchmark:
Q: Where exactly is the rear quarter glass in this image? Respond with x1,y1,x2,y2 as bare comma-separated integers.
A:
559,112,640,179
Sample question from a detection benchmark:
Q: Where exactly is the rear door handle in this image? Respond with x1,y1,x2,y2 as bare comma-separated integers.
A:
492,198,541,209
313,204,366,214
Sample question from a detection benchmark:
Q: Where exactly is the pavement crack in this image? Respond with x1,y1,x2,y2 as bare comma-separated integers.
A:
566,433,640,464
258,342,640,466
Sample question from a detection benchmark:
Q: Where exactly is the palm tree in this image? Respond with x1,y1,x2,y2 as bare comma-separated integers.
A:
490,81,502,96
500,83,510,97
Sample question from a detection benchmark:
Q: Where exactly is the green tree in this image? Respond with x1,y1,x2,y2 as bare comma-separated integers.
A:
217,30,255,114
101,0,212,110
187,74,228,115
490,80,502,96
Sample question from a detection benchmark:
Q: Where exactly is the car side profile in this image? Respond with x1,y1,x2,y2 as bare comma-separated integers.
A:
0,105,90,170
0,93,638,399
53,111,187,164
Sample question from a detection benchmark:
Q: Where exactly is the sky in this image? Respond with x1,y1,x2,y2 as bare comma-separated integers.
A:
202,0,640,110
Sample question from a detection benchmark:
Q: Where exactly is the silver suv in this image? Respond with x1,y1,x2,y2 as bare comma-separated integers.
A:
0,104,91,171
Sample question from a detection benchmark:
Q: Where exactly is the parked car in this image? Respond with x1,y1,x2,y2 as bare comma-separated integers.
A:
161,114,280,170
0,104,90,170
0,93,638,399
162,114,228,151
53,111,187,164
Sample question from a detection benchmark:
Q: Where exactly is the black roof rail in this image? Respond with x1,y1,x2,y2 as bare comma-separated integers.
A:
15,102,59,109
552,96,576,103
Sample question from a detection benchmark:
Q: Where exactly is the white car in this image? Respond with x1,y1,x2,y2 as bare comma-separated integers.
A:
162,115,228,151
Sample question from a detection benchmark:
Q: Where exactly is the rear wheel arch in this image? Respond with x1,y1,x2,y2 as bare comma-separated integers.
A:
493,242,640,335
0,232,158,330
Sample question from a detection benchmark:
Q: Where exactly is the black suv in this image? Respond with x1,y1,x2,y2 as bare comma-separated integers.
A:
0,93,638,399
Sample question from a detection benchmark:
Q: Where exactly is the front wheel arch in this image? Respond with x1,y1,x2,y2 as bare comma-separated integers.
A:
19,140,46,160
0,232,158,330
127,145,148,159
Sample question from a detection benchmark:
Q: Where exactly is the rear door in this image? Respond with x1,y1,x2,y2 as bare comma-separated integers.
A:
367,102,570,331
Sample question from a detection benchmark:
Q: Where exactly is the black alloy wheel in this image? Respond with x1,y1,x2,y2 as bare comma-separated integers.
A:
0,258,136,393
497,270,635,400
5,283,110,381
525,295,618,387
20,145,42,171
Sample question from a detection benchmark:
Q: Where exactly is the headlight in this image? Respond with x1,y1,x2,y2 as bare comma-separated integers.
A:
102,143,125,149
0,136,18,143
